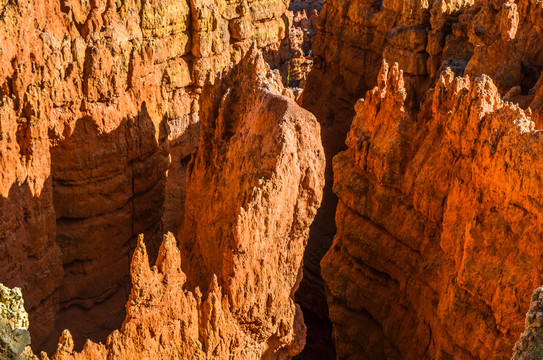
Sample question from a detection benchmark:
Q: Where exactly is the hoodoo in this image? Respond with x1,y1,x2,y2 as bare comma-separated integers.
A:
4,0,543,359
0,0,305,353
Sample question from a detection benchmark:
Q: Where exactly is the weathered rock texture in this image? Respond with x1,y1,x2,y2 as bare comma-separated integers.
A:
0,0,296,352
25,47,324,360
298,1,543,358
180,46,325,358
286,9,318,91
42,233,308,360
0,284,34,359
323,58,543,359
512,286,543,360
301,0,543,316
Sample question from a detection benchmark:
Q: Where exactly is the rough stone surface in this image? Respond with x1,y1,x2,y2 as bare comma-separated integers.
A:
44,233,306,360
0,0,296,352
286,9,318,91
512,287,543,360
300,1,543,358
7,0,543,359
29,47,324,360
0,284,34,360
324,59,543,359
179,46,325,358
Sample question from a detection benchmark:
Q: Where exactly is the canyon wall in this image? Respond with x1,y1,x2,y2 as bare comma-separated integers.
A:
323,59,543,359
4,0,543,358
301,1,543,324
292,0,543,359
30,47,324,360
0,0,297,351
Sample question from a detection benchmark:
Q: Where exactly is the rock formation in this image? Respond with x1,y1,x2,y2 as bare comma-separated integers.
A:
180,45,324,358
512,286,543,360
295,1,543,359
41,233,307,360
18,46,324,360
0,284,34,359
0,0,298,352
323,58,543,359
286,9,318,91
5,0,543,358
301,2,543,308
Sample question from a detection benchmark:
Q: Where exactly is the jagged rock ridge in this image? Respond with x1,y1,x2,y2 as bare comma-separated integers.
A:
324,58,543,359
301,2,543,324
45,233,304,360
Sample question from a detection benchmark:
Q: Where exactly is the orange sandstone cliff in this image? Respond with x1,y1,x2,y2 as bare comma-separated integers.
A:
301,1,543,313
13,47,324,359
0,0,303,352
294,0,543,359
324,60,542,359
180,47,324,358
5,0,543,359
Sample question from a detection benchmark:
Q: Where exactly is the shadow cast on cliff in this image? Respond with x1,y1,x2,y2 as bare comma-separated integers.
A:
0,177,62,354
0,100,192,354
43,102,172,352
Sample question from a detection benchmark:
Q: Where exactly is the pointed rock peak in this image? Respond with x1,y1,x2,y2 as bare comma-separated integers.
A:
240,42,270,83
374,60,406,101
156,232,181,274
387,62,407,100
464,74,503,113
377,59,390,92
52,330,74,359
434,67,472,104
130,234,151,285
194,286,203,304
209,274,220,294
438,67,456,88
473,74,500,95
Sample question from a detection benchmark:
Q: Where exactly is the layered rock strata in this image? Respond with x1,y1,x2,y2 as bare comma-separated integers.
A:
0,0,295,351
323,59,543,359
27,47,324,360
301,1,543,357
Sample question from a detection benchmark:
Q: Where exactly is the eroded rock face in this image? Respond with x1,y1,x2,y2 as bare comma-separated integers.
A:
180,46,325,358
323,59,543,359
47,233,301,360
28,48,324,360
0,0,295,351
512,286,543,360
300,1,543,357
301,0,543,268
286,9,318,91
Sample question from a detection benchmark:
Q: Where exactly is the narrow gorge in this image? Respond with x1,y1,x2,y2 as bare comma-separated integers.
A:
2,0,543,360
